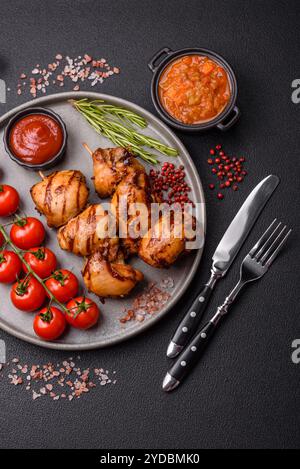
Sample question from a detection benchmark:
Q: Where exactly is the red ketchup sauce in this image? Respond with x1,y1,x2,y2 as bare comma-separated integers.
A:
9,114,63,165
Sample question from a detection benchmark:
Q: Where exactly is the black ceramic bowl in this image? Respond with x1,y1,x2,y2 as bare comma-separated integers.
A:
148,47,240,132
4,107,68,171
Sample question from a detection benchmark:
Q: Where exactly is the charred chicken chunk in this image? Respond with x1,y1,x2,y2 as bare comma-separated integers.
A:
57,204,119,257
138,212,195,268
111,169,153,256
83,250,143,298
30,170,89,228
91,147,145,198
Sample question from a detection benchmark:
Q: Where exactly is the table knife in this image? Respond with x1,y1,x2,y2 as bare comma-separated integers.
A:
166,174,280,358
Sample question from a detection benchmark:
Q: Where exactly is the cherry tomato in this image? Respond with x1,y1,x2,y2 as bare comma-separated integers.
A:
11,275,46,312
22,247,57,279
66,296,100,330
0,250,22,284
45,269,79,303
33,306,66,341
10,217,45,250
0,184,20,217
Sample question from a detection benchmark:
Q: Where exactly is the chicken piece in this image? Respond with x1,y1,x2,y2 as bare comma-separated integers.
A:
30,170,89,228
138,212,194,268
83,251,143,298
57,204,119,257
91,147,145,198
111,169,153,256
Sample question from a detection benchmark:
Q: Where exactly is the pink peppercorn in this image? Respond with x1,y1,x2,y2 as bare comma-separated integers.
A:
150,162,194,206
207,145,248,199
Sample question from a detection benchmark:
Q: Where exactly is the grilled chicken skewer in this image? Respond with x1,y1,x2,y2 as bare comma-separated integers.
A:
57,199,143,297
139,212,196,268
30,170,89,228
57,204,119,257
83,250,143,298
83,144,145,198
139,216,185,268
111,169,153,256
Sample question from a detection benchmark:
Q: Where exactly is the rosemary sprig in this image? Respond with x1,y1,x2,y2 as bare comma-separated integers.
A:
71,99,178,164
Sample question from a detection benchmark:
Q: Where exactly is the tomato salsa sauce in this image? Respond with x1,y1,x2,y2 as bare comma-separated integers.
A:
9,114,63,165
158,55,231,125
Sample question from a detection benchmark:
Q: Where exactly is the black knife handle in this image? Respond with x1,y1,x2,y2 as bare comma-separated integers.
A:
167,320,218,383
169,285,213,351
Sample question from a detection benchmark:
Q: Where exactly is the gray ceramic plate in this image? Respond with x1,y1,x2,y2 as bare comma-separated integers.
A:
0,92,206,350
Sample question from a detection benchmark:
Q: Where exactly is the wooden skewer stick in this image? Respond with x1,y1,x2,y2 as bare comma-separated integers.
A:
82,142,93,156
39,171,46,180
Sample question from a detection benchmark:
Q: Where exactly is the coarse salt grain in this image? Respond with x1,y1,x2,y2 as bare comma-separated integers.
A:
32,391,41,400
17,53,120,98
119,280,173,324
3,357,117,402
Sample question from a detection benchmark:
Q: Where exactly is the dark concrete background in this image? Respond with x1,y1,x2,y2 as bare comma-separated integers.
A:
0,0,299,449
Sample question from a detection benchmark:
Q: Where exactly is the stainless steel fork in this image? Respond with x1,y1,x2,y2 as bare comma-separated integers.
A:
163,219,292,392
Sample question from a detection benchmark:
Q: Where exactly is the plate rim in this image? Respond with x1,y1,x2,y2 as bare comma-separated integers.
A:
0,91,206,350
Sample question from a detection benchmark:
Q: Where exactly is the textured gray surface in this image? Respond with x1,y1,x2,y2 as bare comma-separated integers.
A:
0,92,205,349
0,0,299,449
